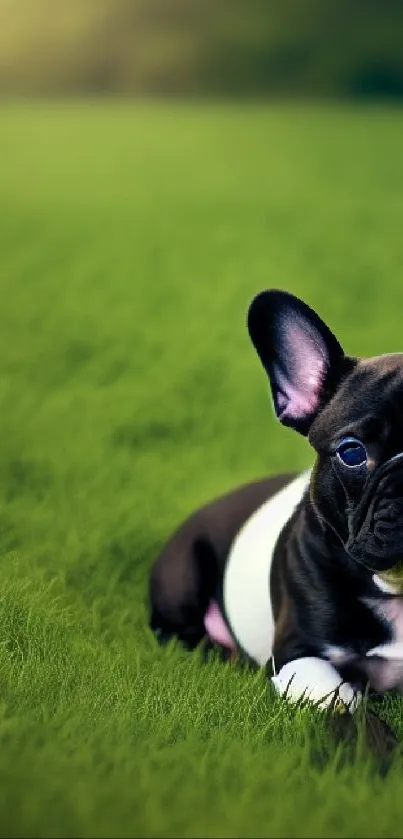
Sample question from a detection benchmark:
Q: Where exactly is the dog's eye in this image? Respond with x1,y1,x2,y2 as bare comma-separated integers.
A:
336,437,367,468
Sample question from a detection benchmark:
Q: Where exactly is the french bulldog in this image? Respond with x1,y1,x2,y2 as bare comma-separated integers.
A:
149,289,403,751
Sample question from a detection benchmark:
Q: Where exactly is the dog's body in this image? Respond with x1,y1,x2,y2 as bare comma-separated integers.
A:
149,290,403,716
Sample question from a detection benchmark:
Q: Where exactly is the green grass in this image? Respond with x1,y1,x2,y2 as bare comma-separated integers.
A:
2,101,403,837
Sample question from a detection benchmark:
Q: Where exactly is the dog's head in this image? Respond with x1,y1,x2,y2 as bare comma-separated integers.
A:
248,289,403,574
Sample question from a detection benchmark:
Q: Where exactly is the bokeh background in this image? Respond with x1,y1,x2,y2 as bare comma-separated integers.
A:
2,3,403,838
2,0,403,98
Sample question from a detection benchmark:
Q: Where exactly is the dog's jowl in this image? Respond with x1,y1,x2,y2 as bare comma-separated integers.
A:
149,289,403,719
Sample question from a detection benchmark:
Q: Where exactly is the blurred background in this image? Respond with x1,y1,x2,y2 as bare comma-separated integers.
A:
1,0,403,100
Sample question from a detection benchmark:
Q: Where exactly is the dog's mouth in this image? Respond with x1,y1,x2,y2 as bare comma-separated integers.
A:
345,454,403,573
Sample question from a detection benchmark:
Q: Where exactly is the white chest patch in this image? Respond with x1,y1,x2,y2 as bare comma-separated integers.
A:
360,577,403,692
365,577,403,662
223,470,311,666
376,597,403,643
366,575,403,643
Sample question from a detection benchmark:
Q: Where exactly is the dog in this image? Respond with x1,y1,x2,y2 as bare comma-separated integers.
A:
149,289,403,752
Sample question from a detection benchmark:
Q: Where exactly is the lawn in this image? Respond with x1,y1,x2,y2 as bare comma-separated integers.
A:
1,100,403,837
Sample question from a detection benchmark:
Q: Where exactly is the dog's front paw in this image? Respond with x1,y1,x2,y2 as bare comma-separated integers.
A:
271,657,360,711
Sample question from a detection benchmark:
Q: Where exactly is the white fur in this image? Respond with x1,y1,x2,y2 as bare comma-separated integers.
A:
372,574,399,595
322,644,355,667
366,576,403,662
223,470,311,666
272,656,359,711
372,597,403,642
367,641,403,660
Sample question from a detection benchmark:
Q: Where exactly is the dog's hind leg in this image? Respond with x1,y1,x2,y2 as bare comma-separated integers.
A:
149,534,219,652
149,474,294,654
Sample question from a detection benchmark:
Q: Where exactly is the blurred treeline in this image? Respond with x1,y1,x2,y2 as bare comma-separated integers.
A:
1,0,403,98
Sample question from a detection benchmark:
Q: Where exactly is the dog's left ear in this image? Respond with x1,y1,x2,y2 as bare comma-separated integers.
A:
247,289,346,435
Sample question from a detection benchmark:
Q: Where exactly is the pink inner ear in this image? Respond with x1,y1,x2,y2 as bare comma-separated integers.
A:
274,319,327,421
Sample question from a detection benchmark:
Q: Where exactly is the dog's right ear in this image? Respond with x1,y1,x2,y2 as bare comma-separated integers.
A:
247,289,345,435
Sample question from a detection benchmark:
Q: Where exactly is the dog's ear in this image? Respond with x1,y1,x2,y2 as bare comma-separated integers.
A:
247,289,345,435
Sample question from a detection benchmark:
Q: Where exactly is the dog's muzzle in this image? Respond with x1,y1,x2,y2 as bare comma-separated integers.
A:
345,454,403,571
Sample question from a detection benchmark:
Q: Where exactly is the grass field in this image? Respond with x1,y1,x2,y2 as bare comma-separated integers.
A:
2,101,403,837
